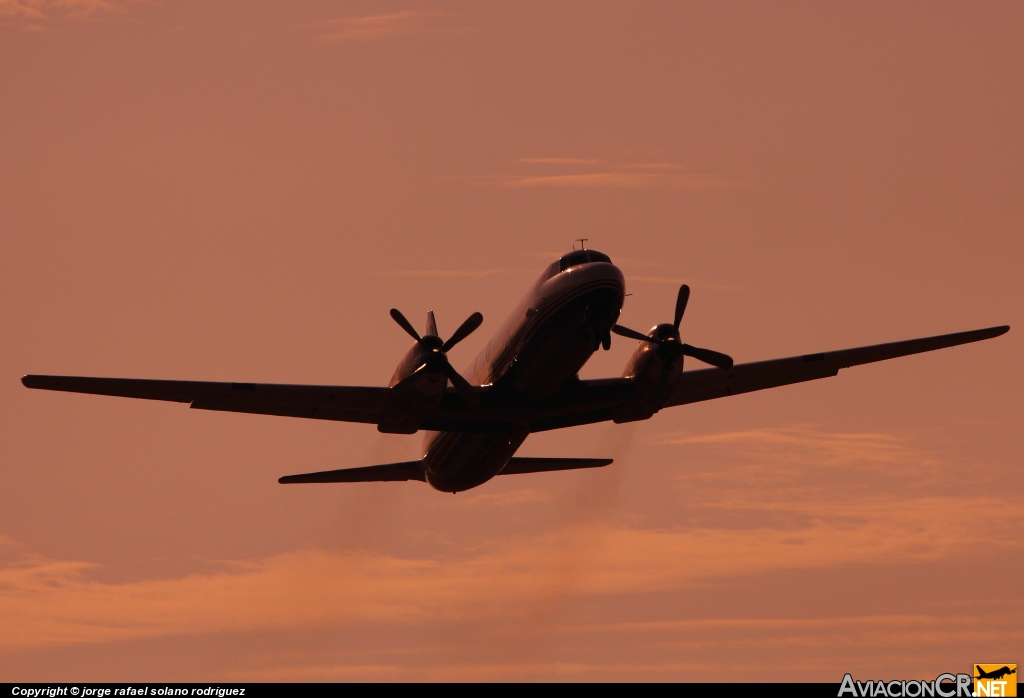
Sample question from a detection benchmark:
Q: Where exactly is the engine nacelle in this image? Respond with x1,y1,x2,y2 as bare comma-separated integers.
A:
379,338,449,433
613,324,683,423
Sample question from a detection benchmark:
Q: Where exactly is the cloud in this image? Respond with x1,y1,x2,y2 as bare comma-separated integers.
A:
657,425,951,494
499,173,735,189
618,162,681,170
516,158,606,165
1,427,1019,679
660,426,929,467
458,488,553,507
208,601,1021,680
321,9,460,41
491,158,738,189
374,268,536,279
626,275,740,290
224,657,747,681
1,491,1018,652
0,0,121,29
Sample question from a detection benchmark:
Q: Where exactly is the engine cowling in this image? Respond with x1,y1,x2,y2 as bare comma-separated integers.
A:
378,309,483,434
379,339,448,434
610,284,733,422
613,323,683,423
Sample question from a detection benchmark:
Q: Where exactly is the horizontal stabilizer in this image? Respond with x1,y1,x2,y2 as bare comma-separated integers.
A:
498,457,613,476
279,460,425,484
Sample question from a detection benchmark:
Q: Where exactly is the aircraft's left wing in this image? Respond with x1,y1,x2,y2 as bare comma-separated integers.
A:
664,324,1009,409
21,376,390,424
521,325,1009,432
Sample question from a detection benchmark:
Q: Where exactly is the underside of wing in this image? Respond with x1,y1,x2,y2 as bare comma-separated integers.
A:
279,461,425,483
498,457,613,475
666,325,1009,408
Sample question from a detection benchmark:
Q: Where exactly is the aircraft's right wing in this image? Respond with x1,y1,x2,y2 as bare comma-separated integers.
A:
664,325,1009,408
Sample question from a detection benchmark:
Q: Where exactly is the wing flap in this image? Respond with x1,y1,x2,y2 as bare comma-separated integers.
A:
190,398,318,419
279,460,426,483
498,457,613,475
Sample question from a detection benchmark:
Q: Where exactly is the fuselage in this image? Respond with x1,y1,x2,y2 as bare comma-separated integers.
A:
421,251,625,492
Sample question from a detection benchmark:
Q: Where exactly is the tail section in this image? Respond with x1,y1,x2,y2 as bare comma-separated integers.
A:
278,456,612,484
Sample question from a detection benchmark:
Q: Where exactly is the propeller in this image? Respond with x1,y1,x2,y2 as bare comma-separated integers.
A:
611,284,734,369
390,308,483,405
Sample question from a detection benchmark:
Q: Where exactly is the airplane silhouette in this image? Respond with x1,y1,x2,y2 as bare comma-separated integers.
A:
976,667,1017,681
22,248,1010,493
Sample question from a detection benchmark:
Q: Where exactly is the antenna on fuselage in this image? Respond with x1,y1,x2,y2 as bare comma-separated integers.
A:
573,238,588,250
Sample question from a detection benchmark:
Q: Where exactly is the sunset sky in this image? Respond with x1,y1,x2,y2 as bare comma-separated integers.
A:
1,0,1021,681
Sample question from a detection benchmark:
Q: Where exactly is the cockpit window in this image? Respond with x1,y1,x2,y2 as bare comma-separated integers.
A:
559,251,590,271
558,249,612,272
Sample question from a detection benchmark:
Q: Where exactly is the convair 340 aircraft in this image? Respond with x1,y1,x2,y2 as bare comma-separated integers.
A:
23,248,1008,493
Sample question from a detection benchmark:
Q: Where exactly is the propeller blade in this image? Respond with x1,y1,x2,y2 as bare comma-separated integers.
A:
673,284,690,329
439,362,480,406
390,308,421,342
681,344,733,369
441,312,484,352
612,324,662,344
425,310,438,337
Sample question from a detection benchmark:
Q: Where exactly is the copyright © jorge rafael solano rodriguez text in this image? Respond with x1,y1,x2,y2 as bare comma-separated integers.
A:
12,689,245,698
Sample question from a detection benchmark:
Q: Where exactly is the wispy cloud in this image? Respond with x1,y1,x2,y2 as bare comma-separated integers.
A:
618,162,681,170
516,158,605,165
657,425,949,491
375,268,537,279
501,173,735,189
1,427,1018,679
0,0,122,30
647,425,1024,546
218,603,1024,679
458,488,553,507
490,158,739,190
660,426,928,466
321,9,461,41
626,275,740,290
1,488,1018,652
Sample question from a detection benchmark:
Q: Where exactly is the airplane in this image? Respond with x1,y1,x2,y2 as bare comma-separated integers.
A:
975,667,1016,681
22,247,1009,493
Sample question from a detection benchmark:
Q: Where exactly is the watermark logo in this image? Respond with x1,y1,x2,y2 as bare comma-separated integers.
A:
974,665,1017,698
838,667,1017,698
839,673,971,697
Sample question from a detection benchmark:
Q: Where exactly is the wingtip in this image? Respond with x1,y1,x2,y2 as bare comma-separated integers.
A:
979,325,1011,340
22,375,40,389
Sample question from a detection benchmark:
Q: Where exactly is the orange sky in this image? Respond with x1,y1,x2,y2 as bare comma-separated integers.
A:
1,0,1021,681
